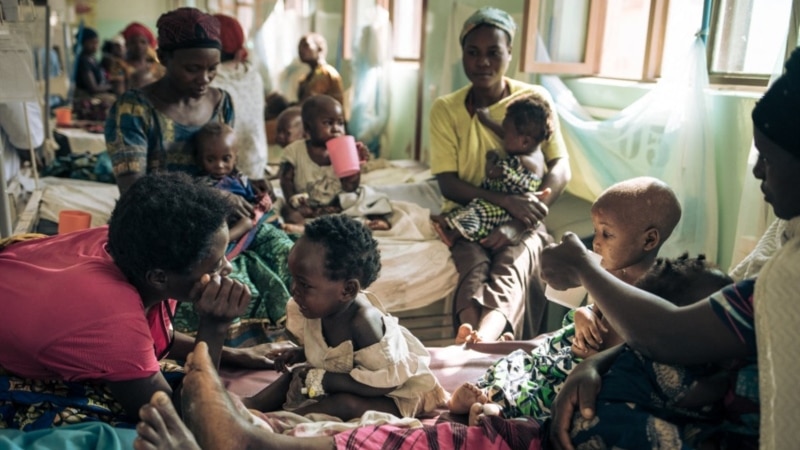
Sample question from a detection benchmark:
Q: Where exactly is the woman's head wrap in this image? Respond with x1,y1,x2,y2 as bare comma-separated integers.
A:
752,47,800,159
156,8,221,52
459,7,516,47
214,14,247,61
122,22,157,48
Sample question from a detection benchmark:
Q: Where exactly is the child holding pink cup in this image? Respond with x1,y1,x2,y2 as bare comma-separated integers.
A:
278,94,390,232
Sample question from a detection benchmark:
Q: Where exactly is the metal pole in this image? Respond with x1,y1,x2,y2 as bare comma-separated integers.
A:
43,4,50,143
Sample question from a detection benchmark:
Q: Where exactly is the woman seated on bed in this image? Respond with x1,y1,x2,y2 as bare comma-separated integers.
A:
429,7,571,344
105,7,294,346
0,172,274,430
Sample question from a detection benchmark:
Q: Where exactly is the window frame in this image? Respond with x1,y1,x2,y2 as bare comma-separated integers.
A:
523,0,799,86
705,0,800,86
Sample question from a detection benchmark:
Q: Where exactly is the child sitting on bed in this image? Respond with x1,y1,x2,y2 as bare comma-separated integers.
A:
450,253,733,426
191,122,278,253
449,176,683,415
431,93,553,248
241,214,448,420
278,94,392,233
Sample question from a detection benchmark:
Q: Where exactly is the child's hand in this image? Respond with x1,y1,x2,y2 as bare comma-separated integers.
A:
355,141,371,163
485,151,503,179
270,346,306,373
572,306,607,353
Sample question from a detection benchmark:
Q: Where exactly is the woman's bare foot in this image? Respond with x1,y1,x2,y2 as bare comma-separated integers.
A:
448,382,488,414
134,391,200,450
468,401,503,426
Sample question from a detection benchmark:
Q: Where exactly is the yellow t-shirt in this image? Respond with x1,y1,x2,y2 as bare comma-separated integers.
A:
429,78,568,212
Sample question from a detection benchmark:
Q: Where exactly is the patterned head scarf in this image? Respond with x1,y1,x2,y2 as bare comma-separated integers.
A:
459,7,516,47
157,8,221,52
752,47,800,159
214,14,247,61
122,22,157,49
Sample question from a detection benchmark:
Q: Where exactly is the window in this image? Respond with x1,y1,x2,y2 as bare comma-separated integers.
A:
390,0,423,60
707,0,796,84
523,0,799,85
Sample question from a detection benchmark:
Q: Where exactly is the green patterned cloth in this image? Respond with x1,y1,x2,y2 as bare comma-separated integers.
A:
474,309,579,421
173,222,295,347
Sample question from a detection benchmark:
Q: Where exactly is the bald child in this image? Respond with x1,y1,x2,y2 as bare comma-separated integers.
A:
572,176,682,354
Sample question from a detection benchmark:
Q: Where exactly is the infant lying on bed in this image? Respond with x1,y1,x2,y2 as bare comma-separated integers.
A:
240,214,448,421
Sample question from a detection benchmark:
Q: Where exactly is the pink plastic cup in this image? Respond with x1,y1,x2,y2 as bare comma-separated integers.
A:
58,210,92,234
326,135,362,178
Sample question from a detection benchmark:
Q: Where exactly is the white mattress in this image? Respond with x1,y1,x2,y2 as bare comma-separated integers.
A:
34,160,459,313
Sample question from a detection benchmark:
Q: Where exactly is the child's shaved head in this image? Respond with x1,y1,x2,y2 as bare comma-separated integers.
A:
592,176,681,242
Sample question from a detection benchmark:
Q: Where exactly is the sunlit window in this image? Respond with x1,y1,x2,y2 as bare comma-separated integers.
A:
709,0,793,77
524,0,798,85
391,0,423,60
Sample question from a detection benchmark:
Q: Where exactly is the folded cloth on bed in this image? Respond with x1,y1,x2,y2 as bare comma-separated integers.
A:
339,185,393,217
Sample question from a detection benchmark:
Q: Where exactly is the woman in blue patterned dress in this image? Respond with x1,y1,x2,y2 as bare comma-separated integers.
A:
105,7,293,346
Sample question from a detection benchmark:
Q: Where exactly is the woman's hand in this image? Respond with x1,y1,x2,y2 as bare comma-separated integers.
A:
572,306,607,354
549,357,604,450
270,346,306,373
223,190,255,219
541,233,595,291
480,220,525,250
190,274,251,325
501,190,549,229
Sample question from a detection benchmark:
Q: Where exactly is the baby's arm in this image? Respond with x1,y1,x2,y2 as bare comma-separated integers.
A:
279,161,313,223
476,108,504,137
674,369,731,409
228,215,253,242
338,140,370,193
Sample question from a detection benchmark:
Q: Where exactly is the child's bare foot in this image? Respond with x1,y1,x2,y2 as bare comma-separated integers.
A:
366,218,391,231
500,332,515,341
468,402,503,426
448,382,489,414
455,323,475,344
134,391,200,450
